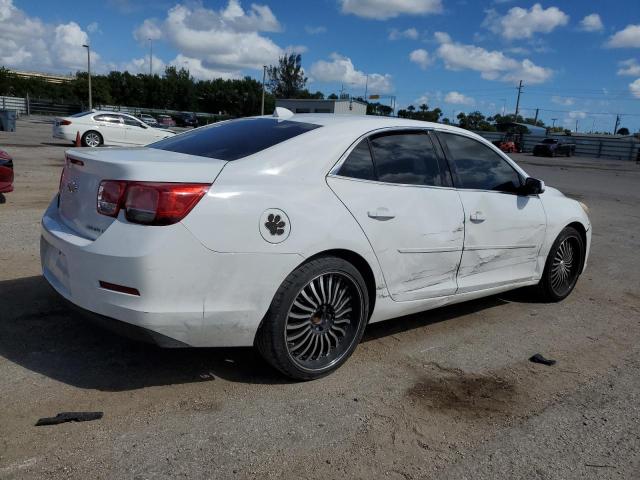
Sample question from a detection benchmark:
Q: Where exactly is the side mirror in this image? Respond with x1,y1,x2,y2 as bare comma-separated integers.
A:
522,177,545,195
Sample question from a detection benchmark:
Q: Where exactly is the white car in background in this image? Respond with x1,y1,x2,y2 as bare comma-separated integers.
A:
139,114,159,127
41,110,591,380
53,110,175,147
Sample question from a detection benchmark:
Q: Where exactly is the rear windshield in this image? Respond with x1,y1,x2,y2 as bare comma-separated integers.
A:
149,118,321,161
542,139,557,144
70,111,93,118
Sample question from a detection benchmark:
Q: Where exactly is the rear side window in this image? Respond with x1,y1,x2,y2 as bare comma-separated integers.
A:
438,132,522,193
339,141,376,180
150,118,321,161
369,132,444,186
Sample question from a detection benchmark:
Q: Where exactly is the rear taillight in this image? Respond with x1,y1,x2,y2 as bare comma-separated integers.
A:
97,180,127,217
97,181,210,225
60,119,72,126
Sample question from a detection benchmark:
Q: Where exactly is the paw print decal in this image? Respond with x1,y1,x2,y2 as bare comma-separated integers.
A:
265,214,286,236
259,209,290,244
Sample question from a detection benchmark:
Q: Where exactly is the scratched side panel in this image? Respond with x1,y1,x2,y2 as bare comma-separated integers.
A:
456,191,547,293
327,176,465,301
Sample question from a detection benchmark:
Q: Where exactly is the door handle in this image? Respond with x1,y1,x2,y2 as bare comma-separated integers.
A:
470,211,485,223
367,208,395,221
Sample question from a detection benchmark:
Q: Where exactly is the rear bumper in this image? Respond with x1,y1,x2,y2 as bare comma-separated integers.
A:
40,197,302,347
53,126,76,142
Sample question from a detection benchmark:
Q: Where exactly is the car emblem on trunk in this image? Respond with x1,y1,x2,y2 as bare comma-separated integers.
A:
67,181,79,193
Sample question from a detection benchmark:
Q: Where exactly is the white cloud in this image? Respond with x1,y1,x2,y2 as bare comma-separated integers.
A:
340,0,442,20
87,22,101,34
630,78,640,98
310,53,393,93
121,54,166,75
434,32,553,84
444,91,474,105
551,96,575,106
618,59,640,76
409,48,431,69
133,18,163,42
568,111,587,120
389,27,419,40
579,13,603,32
170,54,240,80
606,24,640,48
305,25,326,35
132,1,285,79
0,0,98,72
483,3,569,40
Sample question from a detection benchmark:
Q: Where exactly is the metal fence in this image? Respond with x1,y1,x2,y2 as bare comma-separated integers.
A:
0,96,27,115
475,131,640,161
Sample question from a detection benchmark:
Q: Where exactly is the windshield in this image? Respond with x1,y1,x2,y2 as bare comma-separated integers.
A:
150,117,321,161
542,139,557,144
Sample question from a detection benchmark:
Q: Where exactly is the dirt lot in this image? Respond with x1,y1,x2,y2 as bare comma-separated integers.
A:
1,117,639,479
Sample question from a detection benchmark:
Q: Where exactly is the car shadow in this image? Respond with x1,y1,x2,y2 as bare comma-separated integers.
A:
363,295,509,342
0,275,289,391
0,276,542,391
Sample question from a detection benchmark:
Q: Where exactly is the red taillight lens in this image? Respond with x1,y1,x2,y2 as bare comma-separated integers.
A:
60,119,72,126
97,181,209,225
0,166,13,184
97,180,127,217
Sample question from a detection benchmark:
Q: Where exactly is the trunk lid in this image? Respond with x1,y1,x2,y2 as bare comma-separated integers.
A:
58,147,227,240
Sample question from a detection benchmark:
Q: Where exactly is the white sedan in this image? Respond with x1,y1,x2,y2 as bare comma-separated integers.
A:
53,110,175,147
41,110,591,380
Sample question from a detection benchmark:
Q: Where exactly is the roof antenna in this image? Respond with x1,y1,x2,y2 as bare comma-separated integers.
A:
273,107,294,119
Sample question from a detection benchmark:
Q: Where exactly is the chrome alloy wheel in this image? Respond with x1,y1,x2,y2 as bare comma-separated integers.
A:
84,132,101,147
284,271,364,372
550,237,579,296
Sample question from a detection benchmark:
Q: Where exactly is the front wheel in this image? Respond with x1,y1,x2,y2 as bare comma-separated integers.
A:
537,226,584,302
256,256,369,380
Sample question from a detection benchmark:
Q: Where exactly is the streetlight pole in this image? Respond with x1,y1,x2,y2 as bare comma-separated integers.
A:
261,65,267,116
82,44,92,110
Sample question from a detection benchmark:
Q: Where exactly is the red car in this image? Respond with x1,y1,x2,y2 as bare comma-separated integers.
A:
0,149,13,194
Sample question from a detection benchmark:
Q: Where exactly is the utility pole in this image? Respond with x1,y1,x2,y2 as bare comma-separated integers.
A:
261,65,267,115
551,118,558,128
613,114,620,134
514,80,523,118
82,44,92,110
149,38,153,76
364,74,369,101
575,119,579,133
533,108,539,125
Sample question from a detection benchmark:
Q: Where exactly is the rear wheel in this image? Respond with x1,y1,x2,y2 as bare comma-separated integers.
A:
256,256,369,380
537,226,584,302
82,130,103,147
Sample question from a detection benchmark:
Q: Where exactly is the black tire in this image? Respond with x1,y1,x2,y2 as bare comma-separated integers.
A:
256,256,369,380
537,226,584,302
81,130,103,147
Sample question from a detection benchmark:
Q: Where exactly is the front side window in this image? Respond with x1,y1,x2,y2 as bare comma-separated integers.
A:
150,118,321,161
122,115,144,127
369,132,444,187
438,132,522,193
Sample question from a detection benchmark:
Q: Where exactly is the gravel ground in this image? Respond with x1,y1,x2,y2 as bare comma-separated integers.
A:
1,117,639,479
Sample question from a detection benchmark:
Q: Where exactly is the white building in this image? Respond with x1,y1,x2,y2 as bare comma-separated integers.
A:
275,98,367,116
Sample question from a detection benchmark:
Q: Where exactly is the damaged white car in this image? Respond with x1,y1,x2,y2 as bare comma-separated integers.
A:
41,110,591,380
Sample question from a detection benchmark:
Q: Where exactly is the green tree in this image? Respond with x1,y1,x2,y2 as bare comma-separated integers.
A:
267,53,307,99
617,127,630,135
